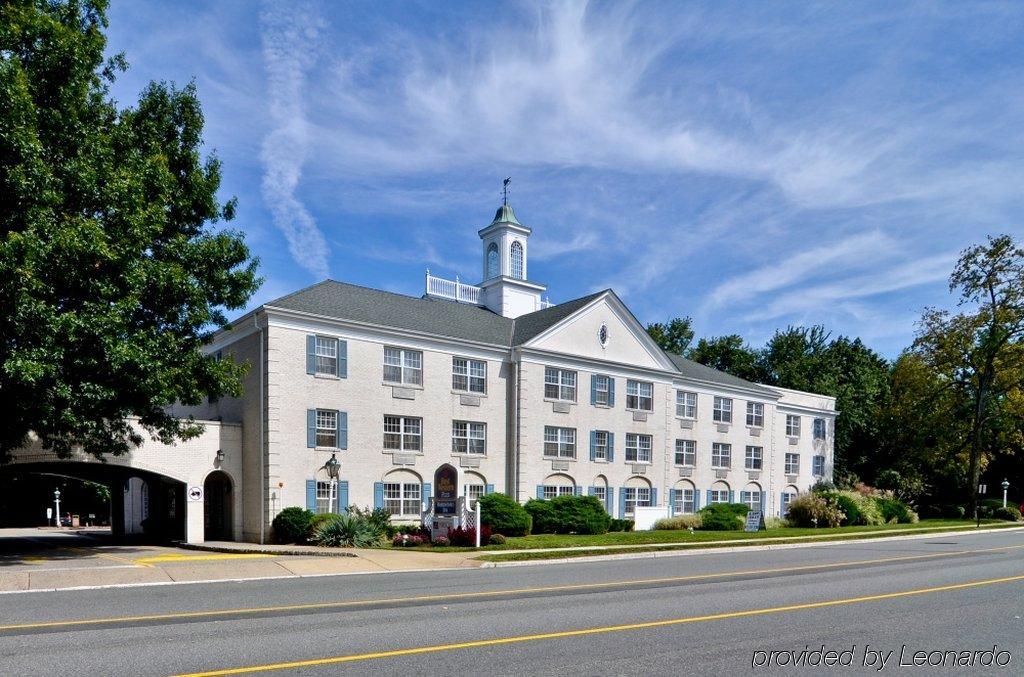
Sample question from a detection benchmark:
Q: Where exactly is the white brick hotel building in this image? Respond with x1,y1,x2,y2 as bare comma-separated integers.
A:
186,202,836,543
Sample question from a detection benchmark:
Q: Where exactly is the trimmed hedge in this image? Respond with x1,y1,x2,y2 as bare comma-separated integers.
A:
993,506,1022,521
698,503,745,531
272,507,314,544
525,495,611,535
609,518,634,532
478,493,532,536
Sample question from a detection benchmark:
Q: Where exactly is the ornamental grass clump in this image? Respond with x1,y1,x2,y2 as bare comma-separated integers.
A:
312,513,385,548
653,515,702,530
785,493,845,528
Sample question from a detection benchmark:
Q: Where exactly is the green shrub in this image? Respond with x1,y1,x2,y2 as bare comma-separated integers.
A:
943,504,967,519
478,493,532,536
488,533,507,545
820,490,884,526
307,513,342,540
609,518,634,532
724,502,751,517
311,512,386,547
993,506,1022,521
874,497,912,524
653,514,703,530
698,504,744,531
346,505,395,538
272,507,314,544
785,493,845,527
525,495,611,535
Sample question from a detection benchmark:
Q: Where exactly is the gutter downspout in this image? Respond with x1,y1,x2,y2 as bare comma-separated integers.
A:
511,348,522,502
256,313,266,544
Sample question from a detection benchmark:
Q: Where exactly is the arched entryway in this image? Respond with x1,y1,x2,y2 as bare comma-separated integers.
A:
204,471,233,541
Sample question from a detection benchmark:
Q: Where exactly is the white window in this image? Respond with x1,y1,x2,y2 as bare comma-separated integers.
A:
544,367,577,401
740,490,762,511
466,484,485,509
746,402,764,427
785,453,800,475
486,242,499,279
625,433,652,463
452,421,486,455
674,488,696,514
709,489,729,504
786,414,801,437
510,241,524,279
593,375,611,406
384,482,421,516
813,418,826,440
745,445,763,471
314,336,338,376
384,416,422,452
315,480,336,515
626,380,653,411
592,486,607,507
543,426,576,459
813,455,825,476
676,391,697,419
711,442,731,468
713,396,733,424
315,409,338,448
593,431,609,461
542,485,575,499
452,357,486,394
781,491,796,516
624,487,652,516
383,347,422,386
674,439,696,466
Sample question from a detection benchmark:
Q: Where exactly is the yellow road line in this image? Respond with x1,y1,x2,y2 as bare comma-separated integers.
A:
2,541,1022,634
174,573,1024,676
134,554,273,565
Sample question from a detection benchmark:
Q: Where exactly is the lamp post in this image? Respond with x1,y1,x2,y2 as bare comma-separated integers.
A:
53,489,61,527
1002,479,1010,509
324,453,341,513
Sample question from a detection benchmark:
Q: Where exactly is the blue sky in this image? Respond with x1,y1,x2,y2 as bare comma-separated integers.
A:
104,1,1024,357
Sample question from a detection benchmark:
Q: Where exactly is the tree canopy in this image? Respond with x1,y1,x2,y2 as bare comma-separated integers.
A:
0,0,260,461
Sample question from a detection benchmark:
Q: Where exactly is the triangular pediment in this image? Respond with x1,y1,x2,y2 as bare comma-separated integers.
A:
522,292,676,371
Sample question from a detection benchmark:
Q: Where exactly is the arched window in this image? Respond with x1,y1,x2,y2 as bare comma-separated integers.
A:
510,241,524,279
486,243,499,279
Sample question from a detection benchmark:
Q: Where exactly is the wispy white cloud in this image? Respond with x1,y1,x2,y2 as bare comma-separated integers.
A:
259,1,330,280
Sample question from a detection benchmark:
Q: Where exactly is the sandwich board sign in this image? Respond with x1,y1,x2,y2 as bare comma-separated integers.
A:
744,510,766,532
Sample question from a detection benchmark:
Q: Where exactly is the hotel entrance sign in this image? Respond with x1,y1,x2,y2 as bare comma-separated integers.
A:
434,464,458,516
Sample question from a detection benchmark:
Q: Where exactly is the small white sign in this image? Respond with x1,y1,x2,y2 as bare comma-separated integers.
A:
46,508,53,520
187,486,204,502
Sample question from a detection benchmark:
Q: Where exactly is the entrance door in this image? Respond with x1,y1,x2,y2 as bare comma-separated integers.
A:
203,472,233,541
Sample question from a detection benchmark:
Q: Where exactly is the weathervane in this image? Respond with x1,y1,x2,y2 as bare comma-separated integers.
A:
502,177,511,206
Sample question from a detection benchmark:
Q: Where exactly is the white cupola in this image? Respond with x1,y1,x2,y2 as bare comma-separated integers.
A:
478,203,548,318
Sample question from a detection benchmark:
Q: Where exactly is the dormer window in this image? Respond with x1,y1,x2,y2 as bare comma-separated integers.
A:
486,243,499,279
510,241,524,279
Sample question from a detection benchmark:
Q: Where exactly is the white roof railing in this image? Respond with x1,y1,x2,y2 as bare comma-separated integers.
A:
425,270,482,305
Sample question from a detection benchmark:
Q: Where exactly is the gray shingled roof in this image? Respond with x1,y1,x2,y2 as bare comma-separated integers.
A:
262,281,774,394
265,280,514,346
666,353,777,395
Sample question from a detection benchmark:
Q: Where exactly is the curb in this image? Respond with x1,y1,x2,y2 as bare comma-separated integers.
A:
172,541,359,558
477,525,1024,568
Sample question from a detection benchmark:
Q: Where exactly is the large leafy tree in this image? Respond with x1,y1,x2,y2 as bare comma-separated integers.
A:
687,334,764,382
913,235,1024,516
646,317,695,356
0,0,260,461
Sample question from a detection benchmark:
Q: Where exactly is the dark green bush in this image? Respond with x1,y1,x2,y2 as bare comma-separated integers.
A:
874,497,912,524
722,502,751,517
272,507,314,544
346,505,395,537
478,493,532,536
609,518,634,532
993,506,1022,521
820,491,862,525
942,504,966,519
525,495,611,535
488,533,507,545
698,504,744,531
307,512,342,540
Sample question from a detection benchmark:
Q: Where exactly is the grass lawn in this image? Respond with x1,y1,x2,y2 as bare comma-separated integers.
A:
470,519,1020,562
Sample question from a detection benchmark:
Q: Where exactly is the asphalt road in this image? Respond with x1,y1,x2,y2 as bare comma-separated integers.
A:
1,528,1022,676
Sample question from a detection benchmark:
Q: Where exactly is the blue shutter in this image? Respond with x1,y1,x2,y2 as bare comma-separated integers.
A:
590,430,597,461
306,335,316,374
338,411,348,449
485,484,494,495
588,486,596,496
306,409,316,448
337,481,349,514
608,378,615,407
693,490,701,511
669,489,677,515
423,483,431,500
337,340,348,378
606,487,614,513
373,482,384,510
728,490,734,504
536,485,544,499
651,488,658,507
607,432,615,462
574,486,582,496
590,375,598,405
618,488,627,518
305,480,316,511
706,489,713,505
